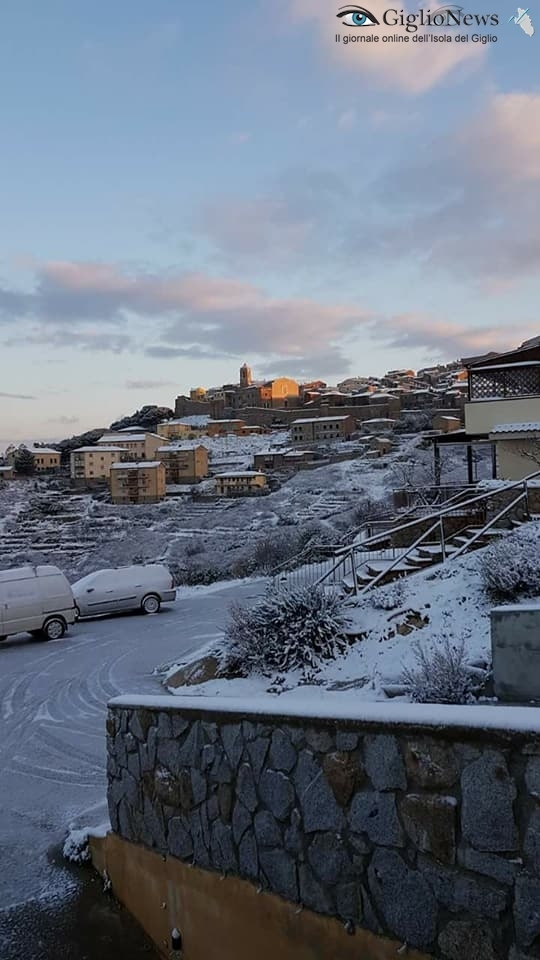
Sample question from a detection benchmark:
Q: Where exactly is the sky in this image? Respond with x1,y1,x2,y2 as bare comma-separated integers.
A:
0,0,538,444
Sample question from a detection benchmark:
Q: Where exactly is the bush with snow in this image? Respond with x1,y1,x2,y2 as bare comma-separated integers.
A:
63,828,91,864
481,525,540,600
371,580,405,611
399,637,485,705
224,586,349,675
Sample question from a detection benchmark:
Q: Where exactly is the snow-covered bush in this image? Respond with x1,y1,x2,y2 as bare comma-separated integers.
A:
399,638,483,705
224,586,349,675
371,580,405,611
63,828,91,864
481,526,540,600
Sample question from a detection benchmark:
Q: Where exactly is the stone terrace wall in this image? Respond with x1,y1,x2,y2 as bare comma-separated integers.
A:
107,701,540,959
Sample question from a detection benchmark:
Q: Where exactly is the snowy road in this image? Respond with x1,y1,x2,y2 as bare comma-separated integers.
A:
0,579,263,913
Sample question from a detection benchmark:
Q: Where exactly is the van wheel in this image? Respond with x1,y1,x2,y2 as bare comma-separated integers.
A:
42,618,66,641
141,594,160,615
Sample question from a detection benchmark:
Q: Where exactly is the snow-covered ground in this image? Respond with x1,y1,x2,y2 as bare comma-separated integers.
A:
164,521,540,705
0,434,482,585
0,578,263,913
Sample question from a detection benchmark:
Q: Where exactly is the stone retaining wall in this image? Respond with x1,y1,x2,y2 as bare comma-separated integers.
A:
107,702,540,959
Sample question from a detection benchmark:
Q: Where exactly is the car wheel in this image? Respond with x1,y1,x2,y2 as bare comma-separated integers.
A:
41,617,66,641
141,594,160,615
74,605,80,621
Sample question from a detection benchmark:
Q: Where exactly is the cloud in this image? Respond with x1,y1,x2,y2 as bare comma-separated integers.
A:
47,415,80,425
289,0,484,93
346,92,540,287
194,169,347,268
125,379,176,390
0,391,36,400
0,260,370,371
372,315,536,359
3,327,133,353
0,258,533,375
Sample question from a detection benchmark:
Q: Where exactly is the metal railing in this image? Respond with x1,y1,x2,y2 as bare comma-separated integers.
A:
276,468,540,596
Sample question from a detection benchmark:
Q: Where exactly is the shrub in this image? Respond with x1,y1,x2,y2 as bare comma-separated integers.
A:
399,637,483,705
371,580,405,611
224,585,349,675
481,527,540,600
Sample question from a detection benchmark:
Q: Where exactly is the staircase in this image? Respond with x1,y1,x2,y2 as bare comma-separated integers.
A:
274,470,540,598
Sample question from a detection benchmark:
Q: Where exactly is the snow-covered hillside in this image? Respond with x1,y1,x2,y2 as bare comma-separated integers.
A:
0,433,489,585
164,521,540,706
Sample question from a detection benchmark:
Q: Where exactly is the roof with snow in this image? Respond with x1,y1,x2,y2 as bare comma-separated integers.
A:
157,443,206,452
110,461,163,470
159,416,212,426
215,471,265,478
291,416,352,425
27,446,60,455
99,433,148,442
72,445,125,453
362,418,397,424
490,422,540,435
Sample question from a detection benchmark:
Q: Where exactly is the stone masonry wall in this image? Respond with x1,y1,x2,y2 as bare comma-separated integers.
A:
107,704,540,959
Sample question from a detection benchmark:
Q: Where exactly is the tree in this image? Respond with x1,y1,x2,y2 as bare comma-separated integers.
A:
13,446,35,476
109,405,174,433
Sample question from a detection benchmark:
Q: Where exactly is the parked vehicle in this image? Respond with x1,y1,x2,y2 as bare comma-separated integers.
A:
71,564,176,619
0,565,76,642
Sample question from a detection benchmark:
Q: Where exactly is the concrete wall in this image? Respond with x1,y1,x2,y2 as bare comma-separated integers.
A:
492,605,540,701
106,701,540,959
465,396,540,435
494,437,540,481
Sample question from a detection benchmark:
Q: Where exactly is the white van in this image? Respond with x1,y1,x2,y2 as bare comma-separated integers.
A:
72,564,176,619
0,565,76,642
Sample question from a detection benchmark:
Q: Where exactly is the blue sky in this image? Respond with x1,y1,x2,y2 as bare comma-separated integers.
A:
0,0,538,443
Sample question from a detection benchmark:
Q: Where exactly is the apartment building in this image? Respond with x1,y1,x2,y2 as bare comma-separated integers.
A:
157,417,212,440
70,446,125,483
253,450,316,471
157,444,209,484
25,446,61,472
214,471,267,497
206,419,247,436
290,415,356,443
109,461,166,504
97,431,166,461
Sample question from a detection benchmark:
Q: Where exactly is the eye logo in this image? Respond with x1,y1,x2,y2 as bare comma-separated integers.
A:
337,5,380,26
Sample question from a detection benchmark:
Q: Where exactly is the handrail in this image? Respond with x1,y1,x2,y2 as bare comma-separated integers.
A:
357,467,540,551
312,467,540,595
448,490,527,562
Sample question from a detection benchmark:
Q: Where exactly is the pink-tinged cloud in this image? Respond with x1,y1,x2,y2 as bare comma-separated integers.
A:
289,0,484,93
376,315,538,358
1,261,535,371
